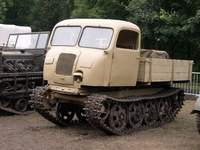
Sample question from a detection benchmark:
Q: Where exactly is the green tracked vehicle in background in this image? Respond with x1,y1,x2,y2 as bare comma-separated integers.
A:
0,32,50,114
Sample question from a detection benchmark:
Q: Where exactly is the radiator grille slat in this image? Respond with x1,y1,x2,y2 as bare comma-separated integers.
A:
56,53,76,76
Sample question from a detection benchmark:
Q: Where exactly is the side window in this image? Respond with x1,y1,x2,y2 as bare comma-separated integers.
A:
116,30,138,50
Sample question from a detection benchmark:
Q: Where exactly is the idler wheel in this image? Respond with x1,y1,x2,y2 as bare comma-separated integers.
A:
55,103,76,123
143,100,157,126
99,99,110,123
109,103,127,132
128,101,144,129
14,99,28,112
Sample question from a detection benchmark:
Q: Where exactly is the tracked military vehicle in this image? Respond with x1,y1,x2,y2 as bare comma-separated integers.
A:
0,32,50,114
31,19,193,135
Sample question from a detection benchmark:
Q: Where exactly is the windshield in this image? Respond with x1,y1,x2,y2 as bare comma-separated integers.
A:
79,27,113,49
6,33,49,50
51,26,81,46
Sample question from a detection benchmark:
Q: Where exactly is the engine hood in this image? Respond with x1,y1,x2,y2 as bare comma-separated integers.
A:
44,47,108,88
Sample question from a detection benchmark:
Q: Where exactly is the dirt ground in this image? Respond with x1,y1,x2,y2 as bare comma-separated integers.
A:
0,100,199,150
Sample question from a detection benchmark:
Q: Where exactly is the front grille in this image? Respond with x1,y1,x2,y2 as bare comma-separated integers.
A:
56,53,76,76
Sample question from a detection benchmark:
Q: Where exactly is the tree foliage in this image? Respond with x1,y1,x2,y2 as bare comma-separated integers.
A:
29,0,74,31
127,0,200,64
4,0,33,26
71,0,129,20
0,0,13,23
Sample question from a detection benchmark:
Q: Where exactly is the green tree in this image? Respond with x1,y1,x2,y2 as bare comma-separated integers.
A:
4,0,33,26
0,0,13,23
71,0,129,20
29,0,74,31
127,0,200,64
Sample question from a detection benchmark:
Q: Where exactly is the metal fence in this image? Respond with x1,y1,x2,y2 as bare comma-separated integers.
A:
173,72,200,97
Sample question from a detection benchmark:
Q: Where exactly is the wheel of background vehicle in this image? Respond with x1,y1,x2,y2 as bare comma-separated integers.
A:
28,81,36,89
14,99,28,112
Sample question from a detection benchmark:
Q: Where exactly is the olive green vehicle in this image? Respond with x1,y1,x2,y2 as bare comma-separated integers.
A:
31,19,193,135
0,32,50,114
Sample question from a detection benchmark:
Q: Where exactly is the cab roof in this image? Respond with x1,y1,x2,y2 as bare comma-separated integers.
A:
54,19,140,32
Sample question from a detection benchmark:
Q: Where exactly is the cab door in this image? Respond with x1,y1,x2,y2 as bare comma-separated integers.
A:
109,29,140,86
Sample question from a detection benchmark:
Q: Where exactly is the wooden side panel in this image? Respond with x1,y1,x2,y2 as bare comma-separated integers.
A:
173,60,193,81
137,58,150,82
137,58,193,83
151,59,172,82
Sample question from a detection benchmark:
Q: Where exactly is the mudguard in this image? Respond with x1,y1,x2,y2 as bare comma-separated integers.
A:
191,97,200,114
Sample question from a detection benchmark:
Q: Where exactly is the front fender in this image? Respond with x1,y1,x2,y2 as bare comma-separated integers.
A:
191,97,200,114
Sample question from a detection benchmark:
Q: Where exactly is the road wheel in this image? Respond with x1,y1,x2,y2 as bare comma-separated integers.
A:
109,103,128,132
15,99,28,112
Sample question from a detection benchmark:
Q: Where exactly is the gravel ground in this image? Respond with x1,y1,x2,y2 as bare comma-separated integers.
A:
0,100,199,150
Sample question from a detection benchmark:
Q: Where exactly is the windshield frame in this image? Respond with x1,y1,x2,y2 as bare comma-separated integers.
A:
6,32,50,50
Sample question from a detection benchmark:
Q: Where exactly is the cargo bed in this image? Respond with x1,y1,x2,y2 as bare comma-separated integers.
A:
137,57,193,83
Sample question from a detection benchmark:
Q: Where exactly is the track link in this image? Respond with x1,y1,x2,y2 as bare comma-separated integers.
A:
0,104,30,115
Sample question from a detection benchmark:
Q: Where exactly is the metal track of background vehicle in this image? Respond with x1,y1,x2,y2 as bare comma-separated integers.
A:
0,31,50,115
